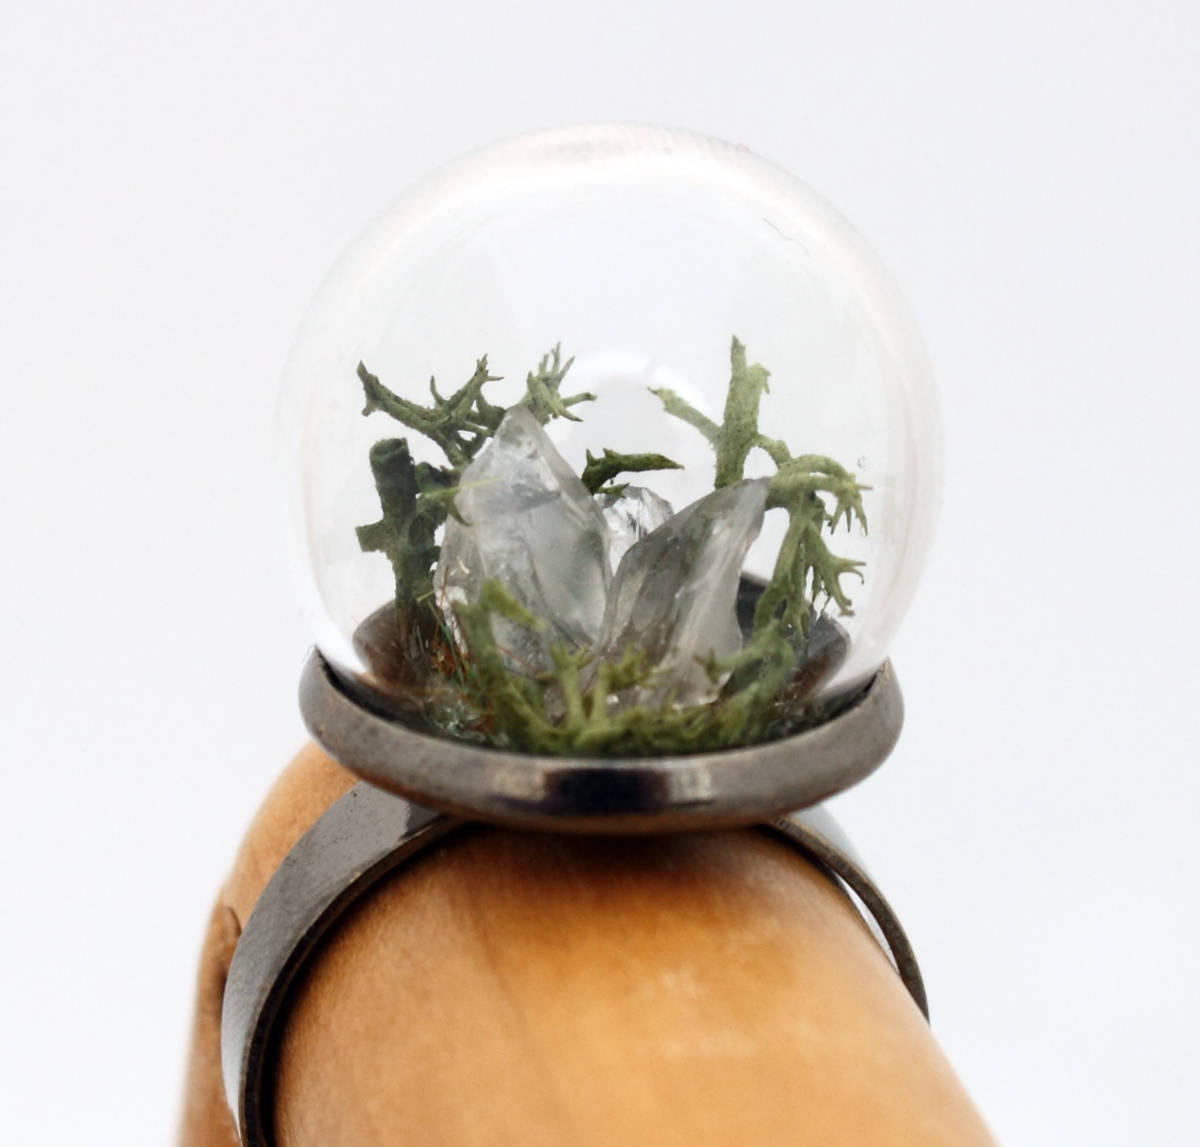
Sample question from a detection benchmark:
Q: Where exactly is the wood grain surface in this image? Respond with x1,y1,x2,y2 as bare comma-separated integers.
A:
179,745,997,1146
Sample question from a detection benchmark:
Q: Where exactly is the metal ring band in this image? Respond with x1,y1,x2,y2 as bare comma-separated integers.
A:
221,783,927,1147
300,650,905,831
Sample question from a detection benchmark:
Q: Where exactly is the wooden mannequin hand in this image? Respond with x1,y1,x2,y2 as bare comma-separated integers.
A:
179,744,996,1147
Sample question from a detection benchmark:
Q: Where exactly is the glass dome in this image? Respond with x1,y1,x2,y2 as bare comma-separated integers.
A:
279,124,940,757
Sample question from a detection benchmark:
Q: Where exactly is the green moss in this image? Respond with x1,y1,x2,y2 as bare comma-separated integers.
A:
431,579,822,756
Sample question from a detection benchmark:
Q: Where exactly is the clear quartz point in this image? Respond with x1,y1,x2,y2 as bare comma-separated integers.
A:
593,478,769,708
434,406,611,670
595,485,675,573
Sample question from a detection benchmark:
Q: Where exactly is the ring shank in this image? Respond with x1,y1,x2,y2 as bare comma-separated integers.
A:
221,783,926,1147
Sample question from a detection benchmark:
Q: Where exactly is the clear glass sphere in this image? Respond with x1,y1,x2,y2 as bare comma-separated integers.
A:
279,124,940,755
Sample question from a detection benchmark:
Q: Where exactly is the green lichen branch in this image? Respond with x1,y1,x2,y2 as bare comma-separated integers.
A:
520,344,595,423
649,337,791,486
714,337,774,485
357,343,594,473
355,439,446,611
356,346,592,622
580,448,682,496
359,356,503,471
757,456,866,636
651,336,868,637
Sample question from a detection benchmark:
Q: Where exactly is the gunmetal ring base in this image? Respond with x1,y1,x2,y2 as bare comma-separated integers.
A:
299,650,904,832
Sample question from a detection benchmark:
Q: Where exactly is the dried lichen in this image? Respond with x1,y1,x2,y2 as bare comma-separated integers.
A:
651,337,867,639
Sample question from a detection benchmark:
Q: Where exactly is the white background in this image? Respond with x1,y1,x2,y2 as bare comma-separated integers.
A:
2,2,1197,1143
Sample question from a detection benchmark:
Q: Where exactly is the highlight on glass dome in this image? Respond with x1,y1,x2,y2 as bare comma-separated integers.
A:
280,124,940,758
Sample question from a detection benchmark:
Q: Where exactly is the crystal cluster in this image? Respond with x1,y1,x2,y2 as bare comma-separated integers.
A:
435,408,767,705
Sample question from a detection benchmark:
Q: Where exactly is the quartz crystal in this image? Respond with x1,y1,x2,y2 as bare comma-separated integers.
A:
593,478,769,707
435,406,611,670
595,486,675,572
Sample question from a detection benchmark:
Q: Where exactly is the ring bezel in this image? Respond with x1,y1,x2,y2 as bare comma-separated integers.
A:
300,649,903,832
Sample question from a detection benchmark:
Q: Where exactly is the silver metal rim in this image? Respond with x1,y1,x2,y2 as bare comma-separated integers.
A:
299,651,904,832
221,782,927,1147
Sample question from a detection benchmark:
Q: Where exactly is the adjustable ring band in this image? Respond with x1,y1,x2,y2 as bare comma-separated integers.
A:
220,782,926,1147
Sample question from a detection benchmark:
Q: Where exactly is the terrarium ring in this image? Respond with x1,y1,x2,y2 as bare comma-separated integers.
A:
221,126,942,1144
279,123,940,823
